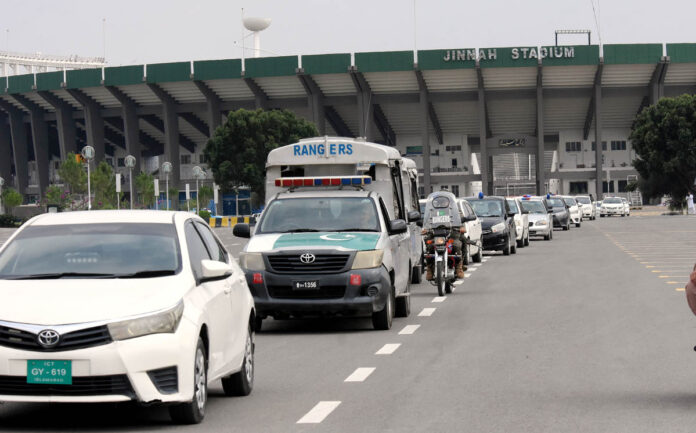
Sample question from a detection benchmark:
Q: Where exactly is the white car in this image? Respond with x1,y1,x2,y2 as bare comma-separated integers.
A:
574,195,595,220
600,197,625,217
621,197,631,216
519,197,553,240
561,196,582,227
506,197,530,248
0,211,255,424
458,199,483,263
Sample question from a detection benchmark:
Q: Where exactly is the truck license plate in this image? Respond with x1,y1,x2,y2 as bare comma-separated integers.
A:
293,280,319,290
27,360,72,385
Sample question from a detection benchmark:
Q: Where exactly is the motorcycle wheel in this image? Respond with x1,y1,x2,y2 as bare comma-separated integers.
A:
436,260,445,297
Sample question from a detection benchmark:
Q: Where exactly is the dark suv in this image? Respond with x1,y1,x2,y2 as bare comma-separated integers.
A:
465,196,517,256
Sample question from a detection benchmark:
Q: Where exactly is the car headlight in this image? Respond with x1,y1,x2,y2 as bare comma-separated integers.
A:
491,222,506,233
352,250,384,269
108,301,184,341
535,220,548,226
239,252,265,271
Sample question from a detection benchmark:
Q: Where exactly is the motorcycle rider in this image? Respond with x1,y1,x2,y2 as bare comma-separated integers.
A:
421,191,467,280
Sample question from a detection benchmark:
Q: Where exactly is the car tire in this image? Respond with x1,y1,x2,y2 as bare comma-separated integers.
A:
462,244,470,266
254,316,263,332
511,237,517,254
524,231,530,246
221,324,255,396
372,285,394,330
503,239,511,256
576,221,581,228
563,222,569,231
544,230,551,241
411,264,422,284
472,243,483,263
169,338,207,425
516,236,524,248
395,278,411,318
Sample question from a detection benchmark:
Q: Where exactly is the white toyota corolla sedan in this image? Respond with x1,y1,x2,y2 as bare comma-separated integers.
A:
0,211,255,424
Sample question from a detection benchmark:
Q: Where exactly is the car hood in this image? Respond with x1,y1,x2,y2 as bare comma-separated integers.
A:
528,214,548,223
479,216,506,230
245,232,383,252
0,276,189,325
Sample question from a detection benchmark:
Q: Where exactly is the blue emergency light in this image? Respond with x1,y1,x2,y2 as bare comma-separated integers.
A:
478,192,484,199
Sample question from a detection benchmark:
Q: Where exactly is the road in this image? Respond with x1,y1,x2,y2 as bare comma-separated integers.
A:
1,215,696,432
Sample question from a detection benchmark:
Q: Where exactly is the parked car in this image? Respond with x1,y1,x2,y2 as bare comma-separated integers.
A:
600,197,625,217
457,198,483,263
621,197,631,216
574,195,595,220
547,196,571,230
506,197,530,248
465,195,517,256
0,211,256,424
562,196,582,227
520,197,553,240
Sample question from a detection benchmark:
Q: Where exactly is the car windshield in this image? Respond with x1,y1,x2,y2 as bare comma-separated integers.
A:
0,223,180,279
258,197,380,233
604,197,622,204
520,200,547,214
469,200,504,218
506,199,519,213
575,197,591,204
547,198,565,208
563,198,576,206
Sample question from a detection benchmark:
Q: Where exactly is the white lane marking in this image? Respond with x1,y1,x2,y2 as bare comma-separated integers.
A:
482,258,489,262
453,280,464,285
297,401,341,424
464,273,472,278
399,324,421,335
230,243,240,246
344,367,376,382
418,307,436,317
375,343,401,355
432,296,447,303
473,263,482,267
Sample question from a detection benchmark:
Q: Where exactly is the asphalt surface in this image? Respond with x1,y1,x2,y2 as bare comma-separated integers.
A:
1,215,696,432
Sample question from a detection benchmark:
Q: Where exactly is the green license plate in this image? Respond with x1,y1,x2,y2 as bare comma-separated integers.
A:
27,360,72,385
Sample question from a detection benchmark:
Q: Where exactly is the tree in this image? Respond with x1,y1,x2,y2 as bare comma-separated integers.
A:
135,172,155,207
90,161,117,209
2,188,22,214
58,153,87,194
630,94,696,201
198,185,213,209
204,109,318,203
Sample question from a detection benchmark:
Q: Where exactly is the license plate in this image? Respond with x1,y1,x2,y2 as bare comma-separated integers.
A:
27,360,72,385
431,215,450,224
293,280,319,290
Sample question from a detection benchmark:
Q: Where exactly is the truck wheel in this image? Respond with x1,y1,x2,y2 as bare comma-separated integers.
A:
372,286,394,330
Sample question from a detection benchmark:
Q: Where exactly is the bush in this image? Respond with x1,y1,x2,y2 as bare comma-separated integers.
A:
0,214,22,228
198,210,211,220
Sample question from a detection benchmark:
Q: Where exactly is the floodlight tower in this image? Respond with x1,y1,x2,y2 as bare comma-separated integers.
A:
243,16,272,58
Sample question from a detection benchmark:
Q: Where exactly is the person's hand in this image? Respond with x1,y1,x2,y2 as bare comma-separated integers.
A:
421,229,428,235
459,227,466,233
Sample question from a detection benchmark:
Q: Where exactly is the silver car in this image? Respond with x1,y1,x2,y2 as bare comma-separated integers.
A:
520,198,553,240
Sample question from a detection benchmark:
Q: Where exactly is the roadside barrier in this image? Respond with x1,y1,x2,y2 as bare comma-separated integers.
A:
209,216,257,227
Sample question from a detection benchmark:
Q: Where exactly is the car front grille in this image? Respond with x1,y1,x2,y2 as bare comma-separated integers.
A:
267,254,350,274
0,325,112,352
268,285,346,299
0,374,135,398
147,366,178,394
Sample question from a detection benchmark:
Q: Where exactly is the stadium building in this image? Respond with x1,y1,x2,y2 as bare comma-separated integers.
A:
1,43,696,207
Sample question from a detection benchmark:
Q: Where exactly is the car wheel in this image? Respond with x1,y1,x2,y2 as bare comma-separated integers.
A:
169,338,207,425
372,285,394,330
395,279,411,318
472,243,483,263
544,230,551,240
524,230,530,246
576,221,581,228
462,244,470,266
511,236,517,254
222,323,255,396
503,239,511,256
516,236,524,248
253,316,264,332
411,264,422,284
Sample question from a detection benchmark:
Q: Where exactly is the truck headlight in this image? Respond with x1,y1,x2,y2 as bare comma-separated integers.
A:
352,250,384,269
108,301,184,341
491,222,506,233
239,252,265,271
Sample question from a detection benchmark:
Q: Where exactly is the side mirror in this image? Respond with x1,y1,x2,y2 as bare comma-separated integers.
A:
521,209,529,215
200,259,233,283
233,223,251,238
465,215,477,222
389,219,408,234
416,220,423,228
547,208,554,214
407,210,421,222
506,213,514,219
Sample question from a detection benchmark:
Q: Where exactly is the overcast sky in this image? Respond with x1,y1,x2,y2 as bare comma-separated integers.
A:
1,0,694,67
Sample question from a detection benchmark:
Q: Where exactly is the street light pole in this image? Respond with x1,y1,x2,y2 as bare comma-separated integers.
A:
162,162,172,211
124,155,136,209
0,177,4,214
81,146,95,210
192,166,203,215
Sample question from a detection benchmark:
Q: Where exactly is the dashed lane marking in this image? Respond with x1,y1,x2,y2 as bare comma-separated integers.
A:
473,263,482,267
418,308,436,317
344,367,375,382
468,267,478,272
399,324,421,335
676,287,686,291
375,343,401,355
453,280,464,285
297,401,341,424
666,281,682,285
432,296,447,303
464,273,471,278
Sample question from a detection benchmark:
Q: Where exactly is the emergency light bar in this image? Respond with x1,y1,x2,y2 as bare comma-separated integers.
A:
274,176,372,187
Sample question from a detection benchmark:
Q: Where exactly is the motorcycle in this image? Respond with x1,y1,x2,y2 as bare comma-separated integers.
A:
426,226,461,296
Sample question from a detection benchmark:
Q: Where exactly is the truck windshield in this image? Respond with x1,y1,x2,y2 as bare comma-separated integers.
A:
258,198,380,233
